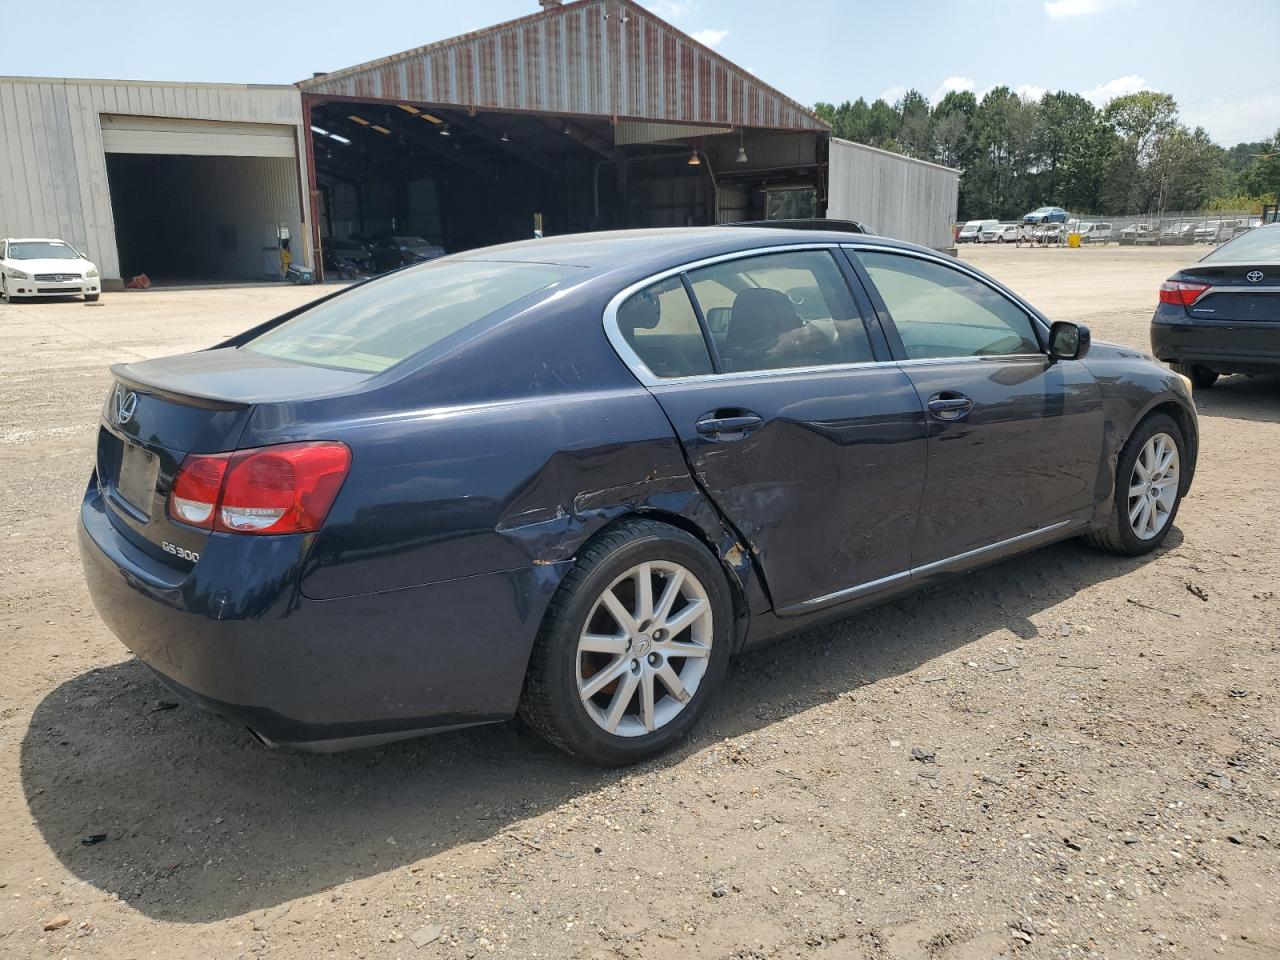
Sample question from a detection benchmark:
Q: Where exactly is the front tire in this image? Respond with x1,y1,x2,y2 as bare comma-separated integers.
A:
85,293,99,302
1172,362,1218,389
519,519,733,766
1083,413,1186,556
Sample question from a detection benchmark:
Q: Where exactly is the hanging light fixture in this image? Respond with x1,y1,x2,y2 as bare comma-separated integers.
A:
736,128,749,164
439,124,451,137
500,131,510,142
687,151,701,166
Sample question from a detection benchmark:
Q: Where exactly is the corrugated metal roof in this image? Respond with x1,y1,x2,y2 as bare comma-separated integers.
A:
298,0,828,132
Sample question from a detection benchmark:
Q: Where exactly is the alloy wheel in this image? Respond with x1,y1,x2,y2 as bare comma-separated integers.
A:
1128,432,1180,540
577,561,713,737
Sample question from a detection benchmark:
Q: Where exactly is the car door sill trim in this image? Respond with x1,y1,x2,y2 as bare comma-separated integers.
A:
776,519,1083,617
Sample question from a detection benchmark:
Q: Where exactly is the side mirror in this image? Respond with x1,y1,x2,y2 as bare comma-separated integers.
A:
1048,321,1090,361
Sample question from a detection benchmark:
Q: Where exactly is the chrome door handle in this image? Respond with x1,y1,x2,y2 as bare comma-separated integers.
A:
695,414,763,437
927,394,973,420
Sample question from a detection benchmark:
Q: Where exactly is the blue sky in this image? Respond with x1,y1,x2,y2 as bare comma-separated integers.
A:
6,0,1279,145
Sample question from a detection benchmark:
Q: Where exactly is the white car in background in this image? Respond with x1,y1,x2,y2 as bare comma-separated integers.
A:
979,223,1021,243
1076,222,1113,243
0,238,101,302
956,220,987,243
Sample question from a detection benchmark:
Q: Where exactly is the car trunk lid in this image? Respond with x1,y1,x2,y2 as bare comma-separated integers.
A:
1180,263,1280,322
97,347,371,570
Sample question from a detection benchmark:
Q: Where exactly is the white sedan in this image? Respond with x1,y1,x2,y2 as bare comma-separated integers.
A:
0,238,101,302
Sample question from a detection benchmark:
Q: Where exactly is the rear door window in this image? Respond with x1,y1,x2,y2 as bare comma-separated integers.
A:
245,259,576,372
686,250,874,372
616,277,715,378
857,251,1041,360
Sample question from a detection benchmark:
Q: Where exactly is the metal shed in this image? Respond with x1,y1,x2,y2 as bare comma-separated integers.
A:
827,138,960,251
295,0,842,275
0,76,311,286
0,0,959,290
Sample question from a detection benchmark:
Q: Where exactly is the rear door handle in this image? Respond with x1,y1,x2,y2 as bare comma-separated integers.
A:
927,393,973,421
695,413,763,437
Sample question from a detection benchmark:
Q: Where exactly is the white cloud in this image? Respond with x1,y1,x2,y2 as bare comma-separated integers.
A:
641,0,697,19
1184,93,1280,147
879,85,908,105
1015,83,1047,102
1082,74,1150,106
690,28,728,48
931,76,974,105
1044,0,1130,18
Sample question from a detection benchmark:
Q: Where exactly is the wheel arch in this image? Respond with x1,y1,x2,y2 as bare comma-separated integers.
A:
1133,396,1198,494
562,509,757,652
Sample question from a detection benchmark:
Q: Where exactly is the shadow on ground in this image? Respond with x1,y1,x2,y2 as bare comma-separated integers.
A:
22,535,1168,923
1193,374,1280,424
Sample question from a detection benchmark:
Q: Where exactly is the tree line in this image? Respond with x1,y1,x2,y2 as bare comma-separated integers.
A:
814,88,1280,222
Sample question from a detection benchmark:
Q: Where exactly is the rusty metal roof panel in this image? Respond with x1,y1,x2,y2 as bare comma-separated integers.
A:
298,0,827,132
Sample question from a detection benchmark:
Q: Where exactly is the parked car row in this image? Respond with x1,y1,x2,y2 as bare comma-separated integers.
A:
321,234,447,277
958,217,1113,245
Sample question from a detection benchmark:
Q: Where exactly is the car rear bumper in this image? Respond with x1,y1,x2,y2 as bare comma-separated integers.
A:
78,482,569,749
1151,310,1280,373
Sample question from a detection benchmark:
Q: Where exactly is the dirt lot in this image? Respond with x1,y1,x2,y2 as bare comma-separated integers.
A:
1,245,1276,960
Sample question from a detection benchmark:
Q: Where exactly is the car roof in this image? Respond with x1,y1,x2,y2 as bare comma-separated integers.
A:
451,226,930,274
4,237,73,244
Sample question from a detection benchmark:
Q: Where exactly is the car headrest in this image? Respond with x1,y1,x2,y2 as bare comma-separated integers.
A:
725,288,801,350
617,290,661,336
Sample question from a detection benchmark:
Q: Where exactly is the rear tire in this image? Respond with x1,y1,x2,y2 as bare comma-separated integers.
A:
519,519,733,766
1083,413,1186,556
1172,362,1218,389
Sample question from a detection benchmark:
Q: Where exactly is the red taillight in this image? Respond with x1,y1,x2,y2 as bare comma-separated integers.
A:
169,453,229,529
1159,280,1210,306
168,442,350,535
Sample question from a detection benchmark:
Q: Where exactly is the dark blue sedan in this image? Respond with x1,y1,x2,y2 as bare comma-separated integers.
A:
79,226,1198,765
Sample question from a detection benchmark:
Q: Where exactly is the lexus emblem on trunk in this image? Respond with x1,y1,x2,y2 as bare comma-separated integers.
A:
113,385,137,425
1246,271,1264,282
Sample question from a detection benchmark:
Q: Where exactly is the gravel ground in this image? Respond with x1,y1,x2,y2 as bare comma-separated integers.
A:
1,245,1276,960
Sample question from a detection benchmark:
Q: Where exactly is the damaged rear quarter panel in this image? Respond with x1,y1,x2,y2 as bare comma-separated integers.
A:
298,386,757,609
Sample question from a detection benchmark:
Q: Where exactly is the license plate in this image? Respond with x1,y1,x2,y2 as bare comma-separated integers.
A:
116,441,160,518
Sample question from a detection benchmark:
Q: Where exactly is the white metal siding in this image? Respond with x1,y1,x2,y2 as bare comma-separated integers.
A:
100,116,297,158
826,138,959,251
0,76,309,281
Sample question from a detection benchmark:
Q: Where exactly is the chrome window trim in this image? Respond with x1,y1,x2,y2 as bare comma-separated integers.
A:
842,243,1052,344
603,243,878,387
777,518,1083,617
1196,285,1280,295
602,241,1056,385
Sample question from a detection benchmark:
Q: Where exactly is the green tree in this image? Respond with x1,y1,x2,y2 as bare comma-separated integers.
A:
896,89,934,160
1241,130,1280,199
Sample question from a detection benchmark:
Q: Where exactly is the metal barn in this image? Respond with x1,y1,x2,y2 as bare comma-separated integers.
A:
0,77,310,286
296,0,834,276
0,0,959,288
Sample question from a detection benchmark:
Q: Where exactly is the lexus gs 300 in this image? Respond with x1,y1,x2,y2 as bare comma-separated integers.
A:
79,226,1198,765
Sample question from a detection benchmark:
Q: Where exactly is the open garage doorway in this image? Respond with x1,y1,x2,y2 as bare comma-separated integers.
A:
305,100,783,278
101,116,306,286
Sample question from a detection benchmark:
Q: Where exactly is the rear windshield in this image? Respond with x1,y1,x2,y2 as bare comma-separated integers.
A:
1204,226,1280,263
244,259,576,372
8,241,79,260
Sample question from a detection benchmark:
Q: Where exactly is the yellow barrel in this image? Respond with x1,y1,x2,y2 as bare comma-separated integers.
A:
1067,232,1082,248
